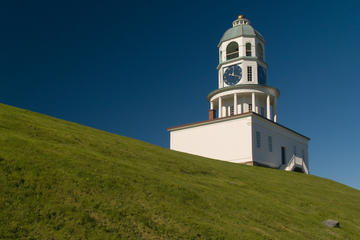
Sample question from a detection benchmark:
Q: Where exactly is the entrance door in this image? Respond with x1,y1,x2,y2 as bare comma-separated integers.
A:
281,147,286,165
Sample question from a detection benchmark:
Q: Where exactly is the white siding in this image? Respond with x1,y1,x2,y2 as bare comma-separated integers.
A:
169,114,309,172
170,116,253,163
251,115,309,169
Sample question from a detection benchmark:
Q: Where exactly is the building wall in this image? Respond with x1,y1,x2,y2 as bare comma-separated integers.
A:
251,115,309,169
170,116,253,163
169,114,309,172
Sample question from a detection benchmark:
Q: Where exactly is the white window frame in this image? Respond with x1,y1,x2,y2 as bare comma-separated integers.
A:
247,66,252,81
246,43,252,56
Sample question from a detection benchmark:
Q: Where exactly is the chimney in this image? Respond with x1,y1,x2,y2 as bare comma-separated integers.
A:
208,109,216,120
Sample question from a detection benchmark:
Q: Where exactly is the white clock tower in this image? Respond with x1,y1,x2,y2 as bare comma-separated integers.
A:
210,15,278,121
168,15,310,174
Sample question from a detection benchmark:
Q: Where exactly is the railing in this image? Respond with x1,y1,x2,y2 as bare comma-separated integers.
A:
281,154,309,174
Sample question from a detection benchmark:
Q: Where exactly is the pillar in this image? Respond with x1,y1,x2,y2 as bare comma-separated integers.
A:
266,94,271,119
273,96,278,122
233,93,237,115
251,92,255,112
218,96,222,118
210,101,214,110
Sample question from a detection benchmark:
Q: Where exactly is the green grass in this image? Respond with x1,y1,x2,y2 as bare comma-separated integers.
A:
0,103,359,240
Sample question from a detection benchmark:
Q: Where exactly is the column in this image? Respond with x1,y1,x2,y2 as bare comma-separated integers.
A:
233,93,237,115
266,94,271,119
219,71,223,88
210,101,214,110
238,97,242,114
273,96,278,122
218,96,222,118
251,92,255,112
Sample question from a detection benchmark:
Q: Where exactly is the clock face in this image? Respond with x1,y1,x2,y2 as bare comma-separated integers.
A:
223,64,242,85
258,65,267,85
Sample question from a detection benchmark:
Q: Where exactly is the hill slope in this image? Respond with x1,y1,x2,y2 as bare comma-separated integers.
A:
0,103,359,240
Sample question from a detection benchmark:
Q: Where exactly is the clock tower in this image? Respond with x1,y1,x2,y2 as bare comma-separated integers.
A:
168,15,310,174
209,15,279,121
218,15,266,87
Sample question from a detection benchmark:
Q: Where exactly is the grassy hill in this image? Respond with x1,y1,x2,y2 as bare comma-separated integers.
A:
0,103,359,240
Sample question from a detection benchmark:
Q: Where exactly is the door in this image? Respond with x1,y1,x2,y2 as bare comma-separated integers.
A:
281,147,286,165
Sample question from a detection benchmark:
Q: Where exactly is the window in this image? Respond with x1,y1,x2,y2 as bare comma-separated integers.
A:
246,43,251,56
261,107,264,116
281,147,286,164
268,136,272,152
248,104,252,112
247,66,252,81
226,42,239,60
257,43,264,61
256,131,261,148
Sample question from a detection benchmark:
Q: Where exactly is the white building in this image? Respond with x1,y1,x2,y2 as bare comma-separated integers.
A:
168,15,310,174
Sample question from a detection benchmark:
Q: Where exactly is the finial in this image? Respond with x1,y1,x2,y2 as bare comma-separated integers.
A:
232,15,250,27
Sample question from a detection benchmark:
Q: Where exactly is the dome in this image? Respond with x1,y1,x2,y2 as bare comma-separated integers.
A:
218,16,264,46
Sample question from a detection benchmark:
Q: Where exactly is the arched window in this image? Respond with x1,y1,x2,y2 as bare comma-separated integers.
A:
257,43,264,61
246,43,252,56
226,42,239,60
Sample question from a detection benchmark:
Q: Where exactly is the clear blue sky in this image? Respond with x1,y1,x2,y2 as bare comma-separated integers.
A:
1,1,360,189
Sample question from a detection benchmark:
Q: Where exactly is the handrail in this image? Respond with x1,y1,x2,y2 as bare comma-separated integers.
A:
283,154,309,174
